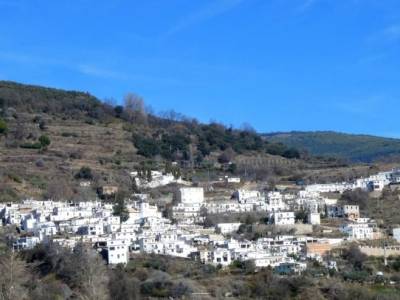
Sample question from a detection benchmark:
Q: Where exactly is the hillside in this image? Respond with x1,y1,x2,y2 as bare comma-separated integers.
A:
0,81,323,201
264,131,400,163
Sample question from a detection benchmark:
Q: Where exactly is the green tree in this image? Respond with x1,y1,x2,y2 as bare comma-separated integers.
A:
228,163,237,174
114,105,124,117
295,210,308,224
172,167,181,179
39,119,47,130
75,166,93,180
131,177,139,193
39,135,51,149
283,148,300,159
113,195,129,222
0,119,7,135
146,169,152,182
165,161,172,174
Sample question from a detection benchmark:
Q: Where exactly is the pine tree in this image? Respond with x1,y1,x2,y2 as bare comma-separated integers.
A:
165,161,172,174
146,168,152,182
113,195,129,222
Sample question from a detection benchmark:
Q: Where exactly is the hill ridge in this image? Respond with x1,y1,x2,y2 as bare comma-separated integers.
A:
264,131,400,162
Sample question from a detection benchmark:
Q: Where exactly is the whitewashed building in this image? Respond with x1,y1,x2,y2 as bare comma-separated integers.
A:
217,223,242,234
308,212,321,225
340,223,374,240
107,239,129,265
269,212,295,225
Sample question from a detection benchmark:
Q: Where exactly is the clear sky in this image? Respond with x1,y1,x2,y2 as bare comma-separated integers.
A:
0,0,399,137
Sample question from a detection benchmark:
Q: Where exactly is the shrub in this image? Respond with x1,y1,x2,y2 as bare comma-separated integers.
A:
39,120,47,130
39,135,51,148
0,184,19,202
7,173,22,183
0,118,7,135
343,270,369,283
340,189,369,210
85,119,95,125
343,244,367,270
35,159,45,167
283,148,300,159
133,135,161,158
75,166,93,180
62,132,79,138
20,142,42,149
114,105,124,117
69,151,82,159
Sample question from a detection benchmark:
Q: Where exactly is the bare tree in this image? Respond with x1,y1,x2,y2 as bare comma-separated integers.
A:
44,179,74,201
0,251,29,300
159,109,183,121
240,122,256,133
41,242,110,300
72,243,110,300
108,266,140,300
124,93,147,125
14,118,26,140
103,97,117,107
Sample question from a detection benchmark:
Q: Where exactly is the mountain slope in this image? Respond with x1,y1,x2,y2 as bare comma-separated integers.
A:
264,131,400,162
0,80,311,201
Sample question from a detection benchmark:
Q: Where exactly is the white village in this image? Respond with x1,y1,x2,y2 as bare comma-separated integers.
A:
2,168,400,275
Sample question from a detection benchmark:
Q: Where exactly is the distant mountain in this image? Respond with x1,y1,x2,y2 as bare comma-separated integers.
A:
263,131,400,163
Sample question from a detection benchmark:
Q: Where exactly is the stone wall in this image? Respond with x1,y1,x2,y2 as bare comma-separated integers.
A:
359,246,400,257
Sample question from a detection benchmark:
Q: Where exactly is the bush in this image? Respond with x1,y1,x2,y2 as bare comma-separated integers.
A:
343,270,369,283
229,260,255,274
340,189,369,210
114,105,124,117
20,142,42,149
62,132,79,138
39,120,47,130
343,245,367,270
0,118,7,135
0,183,19,202
69,151,82,159
8,173,22,183
391,257,400,272
283,148,300,159
75,166,93,180
35,159,45,167
39,135,51,148
133,135,160,158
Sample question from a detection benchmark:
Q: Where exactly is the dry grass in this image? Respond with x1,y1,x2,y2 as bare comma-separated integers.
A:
0,113,140,199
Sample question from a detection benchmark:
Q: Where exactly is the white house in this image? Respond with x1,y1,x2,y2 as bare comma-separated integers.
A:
225,176,241,184
211,248,232,266
178,187,204,204
107,239,129,265
393,228,400,243
327,205,359,220
139,202,162,219
340,223,373,240
308,212,321,225
305,183,352,193
217,223,242,235
269,212,295,225
233,190,261,204
266,192,286,212
13,236,40,251
173,188,204,223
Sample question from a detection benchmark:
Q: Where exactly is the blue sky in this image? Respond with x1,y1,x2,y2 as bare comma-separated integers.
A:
0,0,399,137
